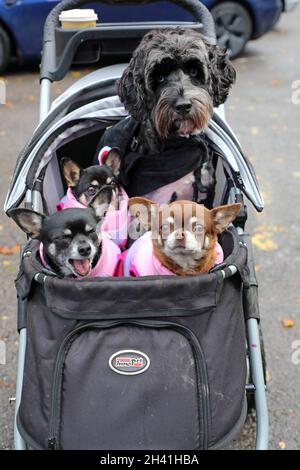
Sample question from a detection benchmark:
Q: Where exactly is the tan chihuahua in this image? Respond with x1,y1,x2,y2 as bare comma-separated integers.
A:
125,198,241,276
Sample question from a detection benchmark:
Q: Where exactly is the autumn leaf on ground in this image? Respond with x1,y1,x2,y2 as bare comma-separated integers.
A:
0,244,20,255
280,319,295,328
250,127,260,136
252,233,278,251
25,95,38,102
70,71,82,78
271,79,281,87
5,101,14,109
279,441,286,450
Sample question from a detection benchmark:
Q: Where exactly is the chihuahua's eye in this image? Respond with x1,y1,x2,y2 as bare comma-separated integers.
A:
193,223,204,233
86,186,97,197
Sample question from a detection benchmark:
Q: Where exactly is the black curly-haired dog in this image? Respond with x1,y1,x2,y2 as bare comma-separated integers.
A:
97,27,236,204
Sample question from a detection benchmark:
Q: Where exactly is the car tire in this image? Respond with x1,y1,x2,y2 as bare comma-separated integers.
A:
211,2,253,59
0,25,11,73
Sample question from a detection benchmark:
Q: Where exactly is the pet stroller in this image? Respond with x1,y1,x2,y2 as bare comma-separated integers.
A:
4,0,268,450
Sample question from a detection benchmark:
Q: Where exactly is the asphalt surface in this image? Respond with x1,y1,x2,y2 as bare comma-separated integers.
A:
0,10,300,450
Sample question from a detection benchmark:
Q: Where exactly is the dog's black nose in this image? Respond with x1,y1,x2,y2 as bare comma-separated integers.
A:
175,99,192,114
78,244,91,257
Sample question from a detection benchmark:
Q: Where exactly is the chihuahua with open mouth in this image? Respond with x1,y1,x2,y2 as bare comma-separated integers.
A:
9,188,121,278
123,198,241,276
58,148,129,248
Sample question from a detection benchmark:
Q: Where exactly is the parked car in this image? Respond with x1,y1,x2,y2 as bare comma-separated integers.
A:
0,0,285,72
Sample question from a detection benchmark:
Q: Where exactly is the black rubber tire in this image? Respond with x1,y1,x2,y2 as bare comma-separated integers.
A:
211,2,253,59
0,25,11,73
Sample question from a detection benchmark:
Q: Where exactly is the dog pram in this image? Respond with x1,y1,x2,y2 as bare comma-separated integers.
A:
4,0,268,450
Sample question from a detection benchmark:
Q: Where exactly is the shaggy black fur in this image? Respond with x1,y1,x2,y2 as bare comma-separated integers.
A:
118,27,236,148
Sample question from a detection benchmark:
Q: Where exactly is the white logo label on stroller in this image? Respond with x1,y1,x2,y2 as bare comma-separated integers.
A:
109,350,150,375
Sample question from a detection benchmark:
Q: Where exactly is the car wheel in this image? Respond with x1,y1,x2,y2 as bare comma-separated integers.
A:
211,2,253,59
0,25,11,73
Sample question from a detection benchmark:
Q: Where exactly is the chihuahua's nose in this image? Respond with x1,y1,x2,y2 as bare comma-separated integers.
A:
176,230,185,239
175,98,192,115
78,243,91,257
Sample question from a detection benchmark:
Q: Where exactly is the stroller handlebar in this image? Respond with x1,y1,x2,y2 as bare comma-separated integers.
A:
41,0,216,83
43,0,216,43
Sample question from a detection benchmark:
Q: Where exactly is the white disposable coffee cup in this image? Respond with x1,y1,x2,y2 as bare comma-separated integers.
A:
59,9,98,29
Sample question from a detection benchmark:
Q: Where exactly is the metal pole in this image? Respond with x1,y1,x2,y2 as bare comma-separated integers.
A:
247,318,269,449
14,328,27,450
39,78,52,123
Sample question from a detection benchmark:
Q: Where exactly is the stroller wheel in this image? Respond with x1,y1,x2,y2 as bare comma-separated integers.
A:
246,323,267,412
0,25,11,73
211,1,252,59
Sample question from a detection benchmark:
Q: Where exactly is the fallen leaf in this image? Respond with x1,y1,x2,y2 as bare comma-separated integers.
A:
252,233,278,251
281,319,295,328
292,171,300,178
260,191,272,205
1,315,8,321
265,370,272,383
271,79,281,87
254,225,287,234
70,71,82,78
0,244,20,255
254,265,261,272
25,95,38,102
5,101,14,109
2,260,12,266
250,127,260,136
279,441,286,450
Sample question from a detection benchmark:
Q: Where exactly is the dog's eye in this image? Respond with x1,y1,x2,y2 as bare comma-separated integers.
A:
193,223,204,233
157,75,166,84
189,68,198,78
86,186,97,197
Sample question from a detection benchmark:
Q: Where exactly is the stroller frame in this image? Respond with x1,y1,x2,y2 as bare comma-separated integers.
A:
9,0,268,450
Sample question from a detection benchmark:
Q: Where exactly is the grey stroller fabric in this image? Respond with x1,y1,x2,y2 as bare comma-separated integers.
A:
15,227,248,450
4,66,263,214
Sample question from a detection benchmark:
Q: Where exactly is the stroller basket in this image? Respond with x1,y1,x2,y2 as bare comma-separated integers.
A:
16,228,248,450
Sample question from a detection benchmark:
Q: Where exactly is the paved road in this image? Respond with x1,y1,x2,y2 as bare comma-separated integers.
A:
0,10,299,450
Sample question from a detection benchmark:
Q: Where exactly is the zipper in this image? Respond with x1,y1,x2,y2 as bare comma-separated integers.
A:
48,320,210,450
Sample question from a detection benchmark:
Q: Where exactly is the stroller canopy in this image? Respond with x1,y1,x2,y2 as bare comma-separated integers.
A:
4,64,264,213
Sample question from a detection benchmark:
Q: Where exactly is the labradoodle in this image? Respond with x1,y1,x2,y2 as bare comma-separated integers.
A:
96,27,236,204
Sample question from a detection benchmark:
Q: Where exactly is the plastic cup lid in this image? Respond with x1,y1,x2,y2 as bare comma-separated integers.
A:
59,9,98,22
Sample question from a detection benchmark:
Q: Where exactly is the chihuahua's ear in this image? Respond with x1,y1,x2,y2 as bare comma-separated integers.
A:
61,158,82,187
211,203,241,233
128,197,158,231
102,148,121,176
89,186,113,221
9,208,44,238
